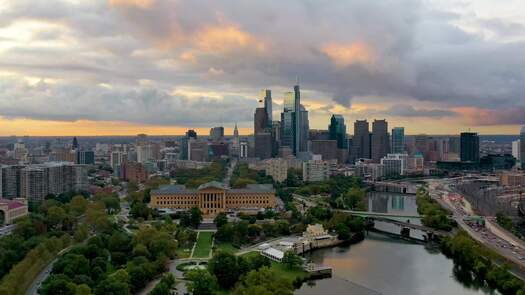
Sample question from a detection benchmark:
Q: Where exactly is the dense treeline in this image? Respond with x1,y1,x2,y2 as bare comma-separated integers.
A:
171,161,226,188
441,231,525,295
416,187,455,231
186,251,293,295
229,163,273,188
39,223,177,295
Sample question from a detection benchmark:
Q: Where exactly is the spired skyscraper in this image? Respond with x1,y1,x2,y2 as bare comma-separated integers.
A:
280,83,309,155
261,89,272,128
391,127,405,154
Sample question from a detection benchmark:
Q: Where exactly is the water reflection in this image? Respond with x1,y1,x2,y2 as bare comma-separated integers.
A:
295,193,497,295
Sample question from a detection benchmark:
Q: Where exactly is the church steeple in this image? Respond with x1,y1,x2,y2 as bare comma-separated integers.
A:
233,123,239,137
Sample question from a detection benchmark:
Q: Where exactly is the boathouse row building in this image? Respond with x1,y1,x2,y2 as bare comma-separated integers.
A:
150,181,276,216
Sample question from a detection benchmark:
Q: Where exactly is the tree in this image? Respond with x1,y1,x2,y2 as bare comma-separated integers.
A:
214,213,228,228
47,206,67,229
208,251,243,289
95,270,130,295
232,267,294,295
282,251,303,269
40,274,76,295
130,202,151,220
186,269,218,295
148,273,175,295
75,284,92,295
69,196,88,216
102,196,121,214
190,207,203,228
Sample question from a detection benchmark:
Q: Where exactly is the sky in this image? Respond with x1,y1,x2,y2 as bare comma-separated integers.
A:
0,0,524,136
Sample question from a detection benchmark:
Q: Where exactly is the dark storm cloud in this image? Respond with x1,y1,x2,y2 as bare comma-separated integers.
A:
0,0,524,125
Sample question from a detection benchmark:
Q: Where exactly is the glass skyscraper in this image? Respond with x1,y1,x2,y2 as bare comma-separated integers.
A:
329,114,347,149
391,127,405,154
261,89,272,128
280,84,308,155
460,132,480,162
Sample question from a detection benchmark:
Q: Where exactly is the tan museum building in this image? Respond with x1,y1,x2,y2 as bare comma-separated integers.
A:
150,181,276,216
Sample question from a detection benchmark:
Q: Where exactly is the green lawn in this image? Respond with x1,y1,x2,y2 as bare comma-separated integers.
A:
239,252,308,282
192,231,214,258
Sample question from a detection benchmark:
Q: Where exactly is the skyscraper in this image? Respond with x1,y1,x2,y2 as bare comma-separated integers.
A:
371,119,389,162
391,127,405,154
279,84,308,155
460,132,480,162
352,120,370,160
209,126,224,142
261,89,272,128
329,115,347,149
72,137,79,150
254,108,268,135
520,126,525,170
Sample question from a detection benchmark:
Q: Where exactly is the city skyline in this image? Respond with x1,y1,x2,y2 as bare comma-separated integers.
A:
1,0,525,136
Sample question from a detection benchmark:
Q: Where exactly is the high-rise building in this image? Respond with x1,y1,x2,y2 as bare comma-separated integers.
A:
329,115,347,149
371,119,389,162
110,151,127,176
231,123,240,158
391,127,405,154
188,139,208,162
179,130,198,160
279,84,308,155
265,158,288,183
209,126,224,143
308,140,337,161
0,165,23,199
303,159,332,182
414,134,429,158
512,139,521,162
460,132,480,162
521,127,525,168
255,133,272,160
381,153,408,177
261,89,272,127
121,161,148,183
254,108,268,135
77,150,95,165
72,137,79,150
352,120,370,160
19,162,88,202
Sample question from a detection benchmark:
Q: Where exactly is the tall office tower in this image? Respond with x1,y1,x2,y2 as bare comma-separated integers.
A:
279,83,308,155
20,167,46,202
391,127,405,154
371,119,389,162
209,126,224,142
179,130,198,160
0,165,22,199
520,126,525,170
261,89,272,127
271,121,281,156
460,132,480,162
512,139,521,162
188,139,208,162
255,133,272,159
254,108,268,134
298,105,309,153
352,120,370,160
72,137,79,150
329,115,347,149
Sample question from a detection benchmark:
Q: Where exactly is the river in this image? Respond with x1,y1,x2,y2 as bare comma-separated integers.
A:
295,192,498,295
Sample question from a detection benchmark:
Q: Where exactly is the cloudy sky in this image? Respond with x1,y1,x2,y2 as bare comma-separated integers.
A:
0,0,524,136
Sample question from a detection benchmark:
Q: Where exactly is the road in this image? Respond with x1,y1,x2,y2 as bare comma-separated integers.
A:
426,179,525,279
223,159,237,188
0,224,16,236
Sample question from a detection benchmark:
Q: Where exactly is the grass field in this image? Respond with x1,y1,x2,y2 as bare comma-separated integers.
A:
239,251,308,282
192,231,214,258
214,242,238,254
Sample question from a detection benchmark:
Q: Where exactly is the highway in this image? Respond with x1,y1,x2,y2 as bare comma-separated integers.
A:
426,179,525,279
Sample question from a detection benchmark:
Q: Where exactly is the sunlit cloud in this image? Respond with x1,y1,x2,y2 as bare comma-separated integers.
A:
109,0,154,9
321,42,375,67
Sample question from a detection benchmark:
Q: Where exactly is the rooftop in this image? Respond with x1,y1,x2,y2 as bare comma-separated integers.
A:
152,182,275,195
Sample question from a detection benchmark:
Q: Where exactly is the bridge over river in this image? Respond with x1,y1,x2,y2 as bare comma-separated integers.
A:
335,209,452,239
